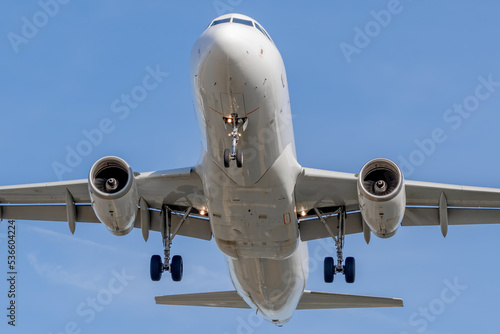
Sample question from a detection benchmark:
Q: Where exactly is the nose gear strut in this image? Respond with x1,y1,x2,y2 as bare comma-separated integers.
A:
223,113,247,168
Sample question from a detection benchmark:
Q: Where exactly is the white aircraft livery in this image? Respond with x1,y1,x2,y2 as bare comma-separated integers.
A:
2,13,500,326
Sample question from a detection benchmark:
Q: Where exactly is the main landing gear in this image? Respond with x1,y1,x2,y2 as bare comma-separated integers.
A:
314,207,356,284
150,206,192,282
223,113,247,168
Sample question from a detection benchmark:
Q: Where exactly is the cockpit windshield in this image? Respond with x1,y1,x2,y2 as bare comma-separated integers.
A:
232,18,253,27
211,18,231,26
209,16,273,42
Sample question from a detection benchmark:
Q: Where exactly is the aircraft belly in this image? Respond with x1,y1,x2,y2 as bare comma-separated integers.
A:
208,176,299,258
201,143,302,259
227,242,309,324
211,196,298,259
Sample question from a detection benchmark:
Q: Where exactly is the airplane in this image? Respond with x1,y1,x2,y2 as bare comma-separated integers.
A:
1,13,500,326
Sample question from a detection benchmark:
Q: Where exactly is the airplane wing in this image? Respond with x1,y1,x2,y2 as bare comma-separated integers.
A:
155,290,403,310
0,167,212,240
295,167,500,241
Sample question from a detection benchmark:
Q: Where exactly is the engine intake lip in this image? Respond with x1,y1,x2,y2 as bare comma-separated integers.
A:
89,156,134,200
358,158,404,202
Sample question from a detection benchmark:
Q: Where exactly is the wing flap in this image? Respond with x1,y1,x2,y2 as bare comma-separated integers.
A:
299,212,363,242
1,204,99,223
296,290,403,309
403,207,500,226
155,291,250,309
134,210,212,240
301,206,500,241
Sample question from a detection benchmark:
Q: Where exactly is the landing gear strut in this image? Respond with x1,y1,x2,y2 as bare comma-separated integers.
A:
150,206,192,282
314,207,356,284
223,113,246,168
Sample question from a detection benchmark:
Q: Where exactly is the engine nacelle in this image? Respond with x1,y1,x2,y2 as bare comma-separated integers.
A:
88,156,139,236
357,158,406,238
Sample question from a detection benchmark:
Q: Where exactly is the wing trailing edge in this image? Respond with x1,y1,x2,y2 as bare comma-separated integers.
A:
296,290,403,309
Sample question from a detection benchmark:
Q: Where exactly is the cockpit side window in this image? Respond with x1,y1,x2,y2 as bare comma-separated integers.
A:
211,18,231,26
233,18,254,27
255,22,272,42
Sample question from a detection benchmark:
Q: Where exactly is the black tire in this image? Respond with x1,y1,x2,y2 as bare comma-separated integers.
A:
171,255,183,282
223,149,230,168
150,255,163,282
344,257,355,284
324,257,334,283
236,149,243,168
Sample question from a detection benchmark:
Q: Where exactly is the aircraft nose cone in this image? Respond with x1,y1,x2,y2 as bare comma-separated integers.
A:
208,27,247,65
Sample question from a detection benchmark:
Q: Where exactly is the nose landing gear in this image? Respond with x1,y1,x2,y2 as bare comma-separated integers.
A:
223,113,247,168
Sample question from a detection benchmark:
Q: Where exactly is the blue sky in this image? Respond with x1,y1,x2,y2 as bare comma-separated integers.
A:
1,0,500,333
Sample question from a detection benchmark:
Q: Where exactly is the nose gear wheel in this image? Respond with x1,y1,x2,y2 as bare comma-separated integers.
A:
222,113,247,168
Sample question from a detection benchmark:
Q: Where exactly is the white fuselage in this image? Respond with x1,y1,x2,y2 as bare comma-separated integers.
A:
190,15,308,324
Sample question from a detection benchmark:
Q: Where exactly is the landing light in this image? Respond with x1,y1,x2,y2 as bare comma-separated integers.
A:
200,209,206,216
300,210,307,217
